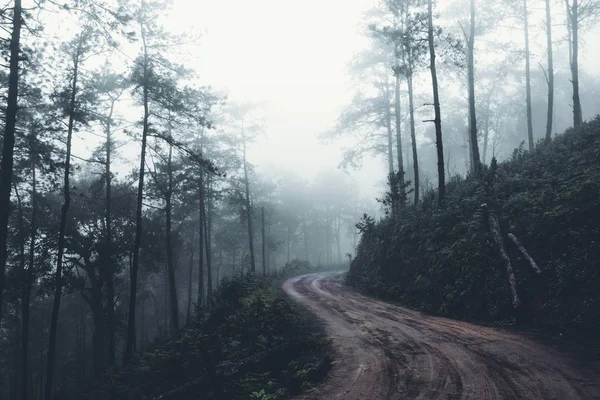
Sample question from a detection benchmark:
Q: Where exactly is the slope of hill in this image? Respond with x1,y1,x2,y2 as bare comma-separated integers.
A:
347,117,600,340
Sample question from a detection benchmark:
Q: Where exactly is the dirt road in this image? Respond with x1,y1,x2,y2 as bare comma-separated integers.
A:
283,272,600,400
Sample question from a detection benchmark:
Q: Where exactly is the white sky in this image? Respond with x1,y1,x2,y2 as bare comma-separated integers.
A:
169,0,384,197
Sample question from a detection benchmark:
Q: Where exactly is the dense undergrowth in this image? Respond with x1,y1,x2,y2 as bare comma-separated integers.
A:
348,117,600,339
81,261,331,400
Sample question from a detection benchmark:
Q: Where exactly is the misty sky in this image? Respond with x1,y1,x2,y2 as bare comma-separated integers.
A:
171,0,383,196
168,0,600,198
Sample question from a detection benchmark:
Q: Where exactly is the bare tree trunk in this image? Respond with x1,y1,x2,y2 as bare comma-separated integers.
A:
165,143,179,332
198,168,205,309
21,164,35,400
407,73,419,205
186,237,194,324
427,0,445,205
105,97,116,367
242,124,256,273
567,0,582,127
508,233,542,274
203,182,213,307
45,33,82,399
0,0,22,327
544,0,554,141
125,10,150,362
384,72,395,176
261,207,266,276
394,68,406,202
303,220,309,263
287,225,291,263
524,0,534,150
467,0,481,173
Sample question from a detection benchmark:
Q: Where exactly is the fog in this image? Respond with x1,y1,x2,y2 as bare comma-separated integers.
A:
1,0,600,398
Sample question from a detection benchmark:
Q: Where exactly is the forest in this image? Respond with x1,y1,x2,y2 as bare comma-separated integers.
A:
0,0,598,399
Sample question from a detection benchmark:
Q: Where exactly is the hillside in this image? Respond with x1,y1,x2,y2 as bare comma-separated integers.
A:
347,117,600,339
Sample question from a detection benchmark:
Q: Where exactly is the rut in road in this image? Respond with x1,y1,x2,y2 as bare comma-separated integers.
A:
283,271,600,400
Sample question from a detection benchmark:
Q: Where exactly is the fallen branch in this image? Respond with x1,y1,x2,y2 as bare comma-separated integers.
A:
508,233,542,274
482,204,520,308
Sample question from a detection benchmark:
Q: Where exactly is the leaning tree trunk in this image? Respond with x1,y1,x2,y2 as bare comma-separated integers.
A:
467,0,481,173
508,233,542,274
45,36,81,400
124,17,150,363
544,0,554,141
427,0,446,205
165,143,179,332
0,0,23,327
524,0,534,150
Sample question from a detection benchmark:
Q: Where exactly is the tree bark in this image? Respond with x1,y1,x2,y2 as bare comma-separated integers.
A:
394,67,406,204
384,71,395,176
0,0,22,327
485,205,520,308
186,236,194,324
242,123,256,273
261,206,266,276
524,0,534,150
544,0,554,141
407,73,419,205
165,143,179,332
21,163,35,400
45,32,82,399
124,8,150,362
567,0,582,127
203,179,213,307
427,0,445,206
105,96,116,367
467,0,481,173
508,233,542,274
198,167,205,308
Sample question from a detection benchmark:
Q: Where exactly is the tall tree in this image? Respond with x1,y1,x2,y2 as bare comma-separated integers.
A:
465,0,481,172
523,0,534,150
544,0,554,141
45,25,98,400
427,0,445,205
241,120,256,273
0,0,23,326
565,0,599,127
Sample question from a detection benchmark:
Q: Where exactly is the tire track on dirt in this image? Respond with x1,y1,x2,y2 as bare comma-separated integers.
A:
283,271,600,400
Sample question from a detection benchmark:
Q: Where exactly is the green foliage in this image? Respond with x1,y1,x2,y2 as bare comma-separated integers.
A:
85,275,330,400
348,117,600,334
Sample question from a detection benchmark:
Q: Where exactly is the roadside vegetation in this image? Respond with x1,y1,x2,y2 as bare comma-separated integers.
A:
83,261,331,400
348,117,600,348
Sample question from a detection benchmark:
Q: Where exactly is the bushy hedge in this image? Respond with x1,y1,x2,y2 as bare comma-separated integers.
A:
83,273,330,400
348,116,600,334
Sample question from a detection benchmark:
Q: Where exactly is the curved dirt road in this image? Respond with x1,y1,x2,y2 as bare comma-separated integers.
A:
283,272,600,400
